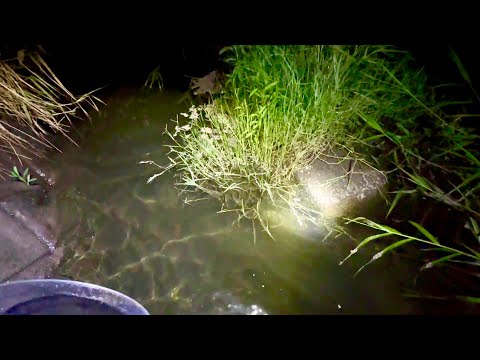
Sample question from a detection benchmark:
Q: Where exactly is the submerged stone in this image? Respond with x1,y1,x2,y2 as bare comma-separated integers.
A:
261,148,387,242
295,149,387,219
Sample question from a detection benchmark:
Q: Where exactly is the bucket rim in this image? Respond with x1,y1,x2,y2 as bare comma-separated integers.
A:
0,279,150,315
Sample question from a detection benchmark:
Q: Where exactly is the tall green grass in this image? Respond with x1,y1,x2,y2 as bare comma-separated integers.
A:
339,47,480,303
147,45,429,235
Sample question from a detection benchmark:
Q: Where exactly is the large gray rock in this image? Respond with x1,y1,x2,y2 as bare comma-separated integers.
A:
295,149,387,218
261,148,387,241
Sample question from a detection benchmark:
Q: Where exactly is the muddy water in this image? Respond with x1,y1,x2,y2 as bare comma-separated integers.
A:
50,89,419,314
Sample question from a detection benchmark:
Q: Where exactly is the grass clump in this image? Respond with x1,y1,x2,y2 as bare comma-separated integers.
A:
0,48,101,161
339,48,480,303
147,45,429,235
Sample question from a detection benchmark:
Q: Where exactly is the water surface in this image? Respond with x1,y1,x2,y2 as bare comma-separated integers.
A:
51,89,418,315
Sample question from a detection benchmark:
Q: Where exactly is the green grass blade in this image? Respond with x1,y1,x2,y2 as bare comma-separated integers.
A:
339,232,395,265
358,112,384,133
409,221,440,245
249,88,260,98
449,172,480,195
375,238,416,256
386,191,404,219
449,46,480,103
470,217,479,235
375,224,403,235
354,238,416,276
449,48,471,85
422,253,462,270
264,81,279,92
345,217,402,235
448,260,480,267
456,296,480,304
463,245,480,259
462,148,480,166
219,46,233,56
407,173,433,191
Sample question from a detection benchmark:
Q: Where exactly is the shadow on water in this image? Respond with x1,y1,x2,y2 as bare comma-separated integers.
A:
50,89,430,315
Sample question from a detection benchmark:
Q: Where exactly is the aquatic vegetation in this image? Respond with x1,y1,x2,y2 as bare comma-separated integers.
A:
144,66,164,92
0,48,101,159
148,45,428,236
10,165,37,186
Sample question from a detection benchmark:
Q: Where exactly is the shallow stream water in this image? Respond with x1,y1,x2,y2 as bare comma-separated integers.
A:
50,89,421,315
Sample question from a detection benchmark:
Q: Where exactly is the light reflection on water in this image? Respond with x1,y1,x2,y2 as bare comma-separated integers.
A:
51,89,416,315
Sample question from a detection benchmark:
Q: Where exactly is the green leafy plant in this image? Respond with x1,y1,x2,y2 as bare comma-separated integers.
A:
10,166,37,185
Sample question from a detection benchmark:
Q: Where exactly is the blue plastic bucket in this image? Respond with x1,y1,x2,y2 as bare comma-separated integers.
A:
0,279,149,315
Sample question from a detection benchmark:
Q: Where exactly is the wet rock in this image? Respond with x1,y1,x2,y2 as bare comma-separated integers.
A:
261,148,388,242
296,148,387,218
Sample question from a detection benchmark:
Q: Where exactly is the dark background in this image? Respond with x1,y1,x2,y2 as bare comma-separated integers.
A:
2,4,478,97
1,37,478,99
0,41,226,94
